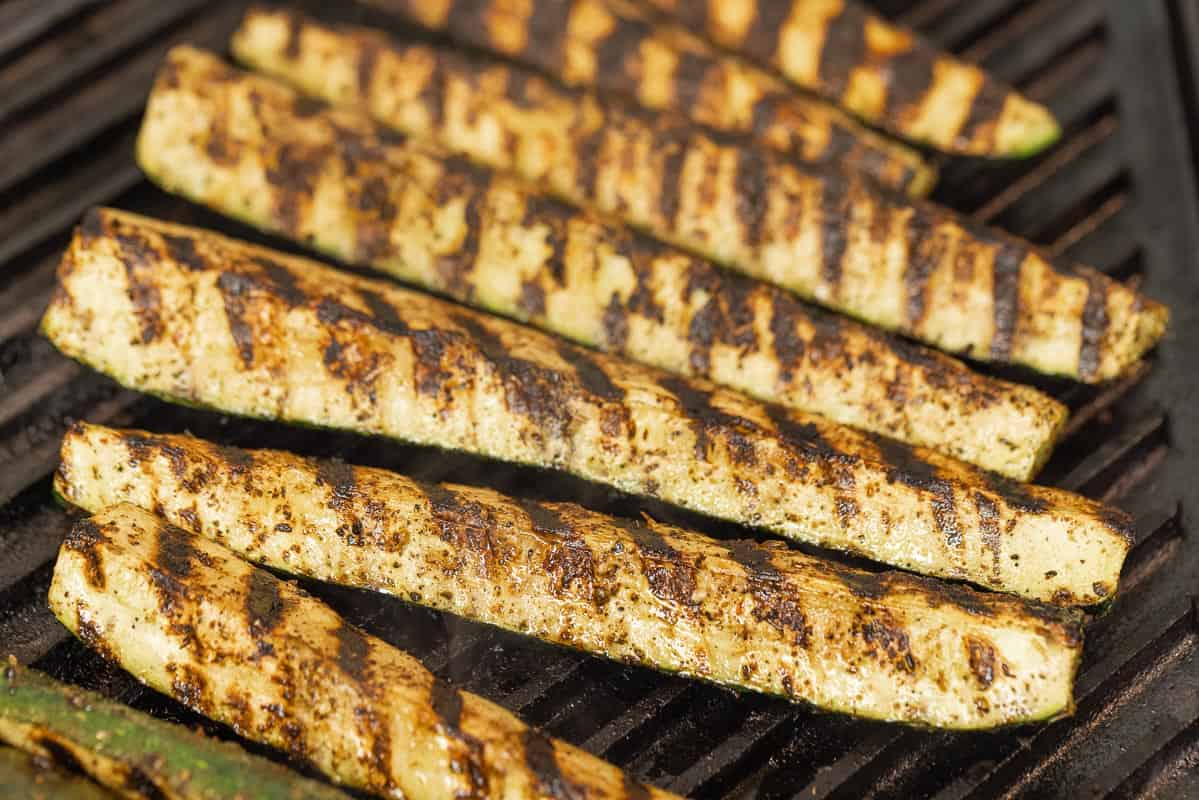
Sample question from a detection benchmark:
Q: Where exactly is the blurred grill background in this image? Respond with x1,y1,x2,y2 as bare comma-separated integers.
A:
0,1,1196,797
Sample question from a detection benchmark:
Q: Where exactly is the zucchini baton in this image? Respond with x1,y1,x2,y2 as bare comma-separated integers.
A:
56,423,1085,729
0,745,116,800
48,504,680,799
209,36,1164,383
645,0,1060,157
0,661,350,799
40,208,1133,604
142,45,1065,479
355,0,933,195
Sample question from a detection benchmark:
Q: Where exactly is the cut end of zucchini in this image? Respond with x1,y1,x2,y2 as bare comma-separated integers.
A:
994,97,1062,159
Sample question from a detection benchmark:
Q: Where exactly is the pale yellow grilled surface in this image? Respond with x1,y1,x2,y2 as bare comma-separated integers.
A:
645,0,1061,157
48,503,682,799
356,0,934,195
57,424,1084,729
41,208,1132,604
224,23,1166,384
150,44,1064,478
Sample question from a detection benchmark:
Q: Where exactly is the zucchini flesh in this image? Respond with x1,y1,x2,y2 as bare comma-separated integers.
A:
224,20,1166,382
39,207,1133,605
643,0,1060,157
55,423,1085,729
141,44,1066,480
48,503,679,800
0,744,116,800
0,661,349,799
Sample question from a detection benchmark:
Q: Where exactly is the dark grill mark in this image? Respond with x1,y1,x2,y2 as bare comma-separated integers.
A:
904,222,949,328
742,0,791,63
833,568,890,600
594,17,646,85
454,314,573,437
658,375,752,461
683,263,760,376
602,293,630,351
554,341,625,402
687,298,721,374
523,728,579,800
979,469,1048,515
291,95,325,118
770,292,806,383
871,434,961,549
250,256,308,307
264,142,326,234
672,50,710,112
572,128,606,200
76,616,116,664
429,679,488,798
817,3,868,98
147,524,200,622
520,279,547,317
212,443,254,475
284,11,303,59
726,541,810,645
522,0,575,73
658,143,689,228
335,620,372,681
614,518,696,607
625,243,667,322
351,176,399,263
958,80,1008,150
418,56,449,130
975,492,1002,578
217,271,257,367
857,611,916,672
64,519,109,590
734,148,770,249
358,41,381,96
989,243,1027,361
435,173,488,299
1078,270,1110,381
819,180,851,291
114,233,163,344
765,404,851,465
430,679,464,733
317,297,453,398
246,570,287,658
316,458,357,512
521,194,572,285
161,234,206,272
522,500,596,598
883,44,935,117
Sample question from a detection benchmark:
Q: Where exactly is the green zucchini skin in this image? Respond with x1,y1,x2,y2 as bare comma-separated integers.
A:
0,661,350,799
39,207,1133,605
55,423,1085,729
47,504,680,800
0,744,117,800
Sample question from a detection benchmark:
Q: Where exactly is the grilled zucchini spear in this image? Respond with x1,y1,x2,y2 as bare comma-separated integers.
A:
355,0,933,195
41,208,1133,605
142,45,1064,479
56,423,1085,729
645,0,1060,157
0,661,350,799
0,745,116,800
49,504,680,799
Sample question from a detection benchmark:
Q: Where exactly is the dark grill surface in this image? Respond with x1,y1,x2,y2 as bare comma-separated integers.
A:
1,1,1197,797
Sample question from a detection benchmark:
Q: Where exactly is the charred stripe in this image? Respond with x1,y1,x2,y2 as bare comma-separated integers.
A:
1078,270,1110,382
817,3,869,99
819,179,852,292
989,243,1025,361
63,519,109,590
883,44,935,118
742,0,792,63
522,728,579,800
